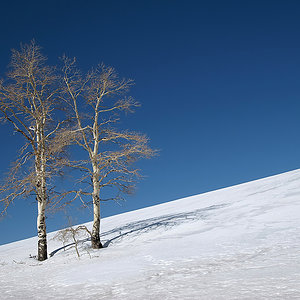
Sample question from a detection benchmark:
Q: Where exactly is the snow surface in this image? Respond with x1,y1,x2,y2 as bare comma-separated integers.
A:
1,169,300,299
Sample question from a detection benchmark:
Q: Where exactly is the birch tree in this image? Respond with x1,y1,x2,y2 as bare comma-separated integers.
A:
61,58,155,248
0,42,68,261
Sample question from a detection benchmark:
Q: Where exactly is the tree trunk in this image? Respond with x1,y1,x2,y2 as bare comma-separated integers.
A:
91,170,103,249
91,107,103,249
36,170,48,260
37,199,47,261
36,122,48,261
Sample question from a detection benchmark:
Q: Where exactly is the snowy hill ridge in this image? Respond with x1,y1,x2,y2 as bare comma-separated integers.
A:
1,169,300,299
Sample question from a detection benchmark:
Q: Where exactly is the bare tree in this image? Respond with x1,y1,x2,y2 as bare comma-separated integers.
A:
0,42,68,261
61,58,156,248
53,218,92,259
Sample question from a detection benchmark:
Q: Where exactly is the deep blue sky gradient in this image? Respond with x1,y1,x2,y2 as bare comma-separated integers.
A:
1,0,300,245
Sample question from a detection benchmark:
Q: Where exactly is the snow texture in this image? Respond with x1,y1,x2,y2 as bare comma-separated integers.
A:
1,169,300,299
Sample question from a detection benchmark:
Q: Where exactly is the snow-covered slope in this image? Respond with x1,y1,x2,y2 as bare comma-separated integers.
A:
1,169,300,299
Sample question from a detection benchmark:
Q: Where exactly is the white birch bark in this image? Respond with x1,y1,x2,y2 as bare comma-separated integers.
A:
35,120,48,260
91,164,102,248
91,107,103,249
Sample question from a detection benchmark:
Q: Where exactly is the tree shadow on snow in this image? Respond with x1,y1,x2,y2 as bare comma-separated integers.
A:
50,203,228,257
49,238,90,257
101,203,228,248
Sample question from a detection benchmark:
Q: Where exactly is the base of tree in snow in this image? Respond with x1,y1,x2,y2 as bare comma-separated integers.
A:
91,235,103,249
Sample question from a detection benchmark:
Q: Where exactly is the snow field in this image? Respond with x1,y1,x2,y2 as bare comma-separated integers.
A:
1,169,300,299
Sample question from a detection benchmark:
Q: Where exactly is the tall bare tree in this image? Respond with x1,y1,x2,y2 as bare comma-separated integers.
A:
61,58,155,248
0,42,67,261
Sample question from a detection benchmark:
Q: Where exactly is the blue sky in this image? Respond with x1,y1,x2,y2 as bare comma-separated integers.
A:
1,0,300,245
